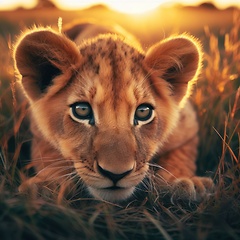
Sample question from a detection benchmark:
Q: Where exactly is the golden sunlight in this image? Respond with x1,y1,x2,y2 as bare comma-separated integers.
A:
0,0,37,10
54,0,169,14
0,0,239,12
44,0,240,13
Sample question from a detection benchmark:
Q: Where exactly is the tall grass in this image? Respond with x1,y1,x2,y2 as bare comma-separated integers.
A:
195,11,239,182
0,11,239,240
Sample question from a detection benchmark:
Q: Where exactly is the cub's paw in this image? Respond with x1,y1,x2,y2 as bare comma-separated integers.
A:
18,178,39,199
170,176,214,202
18,177,53,200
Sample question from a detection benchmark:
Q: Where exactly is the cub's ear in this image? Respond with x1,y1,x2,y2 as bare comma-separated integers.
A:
14,28,81,101
143,35,202,103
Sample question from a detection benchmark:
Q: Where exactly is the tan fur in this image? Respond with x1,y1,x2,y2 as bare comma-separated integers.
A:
14,23,214,203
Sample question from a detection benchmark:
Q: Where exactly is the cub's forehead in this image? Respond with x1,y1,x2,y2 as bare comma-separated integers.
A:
79,34,143,58
78,35,145,74
70,35,150,105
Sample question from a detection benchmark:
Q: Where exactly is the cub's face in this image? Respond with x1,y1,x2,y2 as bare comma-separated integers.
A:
14,28,201,202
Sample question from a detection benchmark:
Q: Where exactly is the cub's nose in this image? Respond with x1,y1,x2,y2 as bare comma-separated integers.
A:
97,164,132,184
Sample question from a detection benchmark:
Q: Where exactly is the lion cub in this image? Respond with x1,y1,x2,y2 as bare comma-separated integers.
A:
14,23,213,203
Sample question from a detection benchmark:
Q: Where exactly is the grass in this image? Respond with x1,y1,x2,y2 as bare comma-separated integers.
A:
0,10,239,240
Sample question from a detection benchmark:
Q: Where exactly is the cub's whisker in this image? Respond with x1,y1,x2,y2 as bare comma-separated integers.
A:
147,162,177,180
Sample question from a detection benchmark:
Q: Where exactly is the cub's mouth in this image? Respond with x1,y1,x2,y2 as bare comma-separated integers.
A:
88,186,136,202
74,161,148,202
104,186,123,190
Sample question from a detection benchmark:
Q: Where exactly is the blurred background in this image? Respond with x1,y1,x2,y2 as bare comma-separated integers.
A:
0,0,239,46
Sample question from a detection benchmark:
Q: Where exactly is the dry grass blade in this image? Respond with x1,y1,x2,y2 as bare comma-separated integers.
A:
144,209,173,240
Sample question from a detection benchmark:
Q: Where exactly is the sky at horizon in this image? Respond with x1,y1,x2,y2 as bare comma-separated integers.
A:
0,0,239,14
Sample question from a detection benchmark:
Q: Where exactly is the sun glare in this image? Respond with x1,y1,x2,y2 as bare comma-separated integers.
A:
0,0,239,12
53,0,169,14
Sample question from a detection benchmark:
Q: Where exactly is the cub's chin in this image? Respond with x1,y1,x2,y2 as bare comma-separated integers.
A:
88,186,135,202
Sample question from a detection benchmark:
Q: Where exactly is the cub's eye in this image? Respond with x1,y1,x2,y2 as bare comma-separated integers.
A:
70,102,95,125
134,104,154,125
